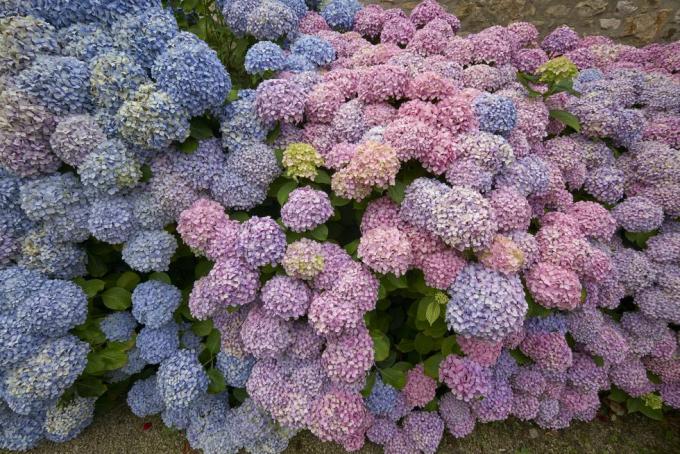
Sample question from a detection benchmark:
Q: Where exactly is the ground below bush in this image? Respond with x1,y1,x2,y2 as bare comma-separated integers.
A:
6,404,678,454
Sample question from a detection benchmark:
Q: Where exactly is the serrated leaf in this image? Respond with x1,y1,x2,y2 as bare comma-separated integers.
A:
314,169,331,185
75,377,107,397
331,194,351,207
414,333,434,355
75,278,106,299
423,353,444,380
116,272,140,291
74,319,106,345
344,239,359,256
626,397,644,414
148,272,171,284
387,181,406,204
639,404,664,421
440,336,458,356
309,224,328,241
549,109,581,132
277,181,297,206
206,329,221,355
101,287,132,311
178,137,199,153
195,260,214,279
380,368,406,390
425,301,440,326
192,319,214,337
397,338,415,353
86,253,108,278
233,387,249,402
207,368,226,394
371,331,390,362
190,118,214,140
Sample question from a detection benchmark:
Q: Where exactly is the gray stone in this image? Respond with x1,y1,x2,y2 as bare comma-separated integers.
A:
616,1,638,14
600,18,622,30
575,0,609,17
546,4,570,18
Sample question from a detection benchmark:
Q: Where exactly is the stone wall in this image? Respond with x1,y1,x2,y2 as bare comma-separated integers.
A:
368,0,679,44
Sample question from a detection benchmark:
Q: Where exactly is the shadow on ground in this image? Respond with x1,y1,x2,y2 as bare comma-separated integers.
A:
7,404,679,454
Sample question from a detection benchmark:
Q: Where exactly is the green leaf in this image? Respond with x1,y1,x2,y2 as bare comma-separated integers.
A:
230,212,250,222
190,117,214,140
387,181,406,204
178,137,199,153
277,180,297,206
361,371,377,398
195,260,214,279
98,348,128,370
86,253,108,278
74,278,105,299
330,194,351,207
205,329,221,355
371,331,390,362
425,301,440,326
228,89,239,102
314,169,331,185
380,367,406,390
101,287,132,311
509,349,532,365
626,397,644,414
344,239,359,256
414,333,434,355
423,399,439,411
116,272,140,291
148,272,171,284
207,368,226,394
549,109,581,132
639,404,664,421
440,336,458,356
309,224,328,241
192,319,214,337
74,319,106,345
397,338,415,353
384,273,408,290
423,353,444,380
624,230,657,249
232,387,249,402
140,164,153,183
75,377,107,397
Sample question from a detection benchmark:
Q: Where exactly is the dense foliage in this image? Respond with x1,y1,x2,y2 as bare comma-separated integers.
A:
0,0,679,452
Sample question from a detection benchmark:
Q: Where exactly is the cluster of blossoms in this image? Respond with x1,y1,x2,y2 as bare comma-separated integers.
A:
0,266,91,450
2,0,680,453
177,194,380,451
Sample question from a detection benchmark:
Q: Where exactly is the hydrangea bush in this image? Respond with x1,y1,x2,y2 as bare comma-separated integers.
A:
1,0,679,452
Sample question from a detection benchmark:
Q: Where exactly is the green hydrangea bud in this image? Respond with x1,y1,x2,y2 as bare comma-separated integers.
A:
282,142,324,180
537,56,578,85
642,392,663,410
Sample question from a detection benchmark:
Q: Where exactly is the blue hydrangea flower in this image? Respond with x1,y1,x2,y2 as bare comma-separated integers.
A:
120,346,147,375
280,0,308,19
136,322,179,364
290,35,336,66
131,280,182,328
157,349,209,409
224,142,281,189
19,172,84,222
43,396,96,443
180,327,203,352
246,0,297,41
0,15,58,76
127,376,165,417
78,139,142,196
112,7,178,69
49,114,107,167
131,190,174,231
365,376,399,416
2,335,89,415
0,314,45,369
220,93,273,152
99,312,137,342
210,171,267,210
116,83,190,150
245,41,286,75
89,52,149,110
284,53,316,72
15,55,91,115
122,230,177,273
0,404,45,451
223,0,261,36
152,32,231,116
87,196,138,244
42,203,91,243
160,139,227,192
446,263,527,342
14,279,87,337
19,229,87,279
473,93,517,136
57,23,114,61
0,266,45,313
320,0,362,31
216,352,255,388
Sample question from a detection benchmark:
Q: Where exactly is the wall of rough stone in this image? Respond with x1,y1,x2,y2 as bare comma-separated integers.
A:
368,0,679,44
